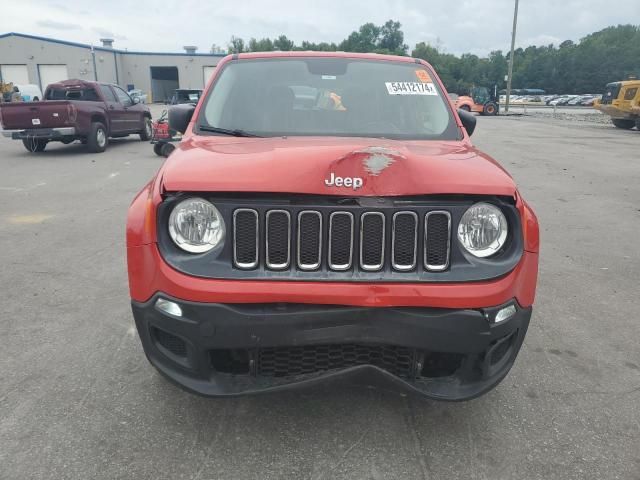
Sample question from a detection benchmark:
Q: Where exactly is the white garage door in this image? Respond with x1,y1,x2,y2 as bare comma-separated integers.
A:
1,64,29,85
203,66,217,87
38,64,69,91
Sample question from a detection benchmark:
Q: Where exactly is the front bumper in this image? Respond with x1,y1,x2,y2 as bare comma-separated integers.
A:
2,127,76,139
132,294,531,401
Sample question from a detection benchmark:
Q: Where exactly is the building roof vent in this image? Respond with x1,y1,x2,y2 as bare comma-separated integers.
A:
100,38,114,48
183,46,198,55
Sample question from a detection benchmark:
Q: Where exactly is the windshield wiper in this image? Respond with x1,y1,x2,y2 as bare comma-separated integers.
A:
198,125,262,137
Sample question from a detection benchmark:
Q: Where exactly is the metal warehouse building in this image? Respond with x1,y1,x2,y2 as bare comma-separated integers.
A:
0,32,224,102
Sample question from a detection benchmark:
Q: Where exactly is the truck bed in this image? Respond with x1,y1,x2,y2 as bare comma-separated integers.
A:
0,101,76,131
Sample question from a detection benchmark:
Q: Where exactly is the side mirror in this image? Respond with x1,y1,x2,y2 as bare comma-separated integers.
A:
458,108,477,136
132,96,140,105
169,104,196,134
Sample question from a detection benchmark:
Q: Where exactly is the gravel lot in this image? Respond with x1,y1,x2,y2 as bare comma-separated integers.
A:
1,114,639,480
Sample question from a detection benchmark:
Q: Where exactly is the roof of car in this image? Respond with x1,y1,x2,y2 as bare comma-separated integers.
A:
234,50,421,64
46,79,100,89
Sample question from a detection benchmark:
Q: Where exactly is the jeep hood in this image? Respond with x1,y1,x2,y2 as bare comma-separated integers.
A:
160,136,517,197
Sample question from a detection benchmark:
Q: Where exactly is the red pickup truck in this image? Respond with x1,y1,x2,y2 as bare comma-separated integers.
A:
0,79,152,153
127,52,539,401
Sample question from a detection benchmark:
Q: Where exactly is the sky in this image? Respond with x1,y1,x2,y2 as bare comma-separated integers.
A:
1,0,639,56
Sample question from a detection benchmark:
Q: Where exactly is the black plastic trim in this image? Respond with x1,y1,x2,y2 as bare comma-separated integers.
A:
132,294,532,400
157,193,523,283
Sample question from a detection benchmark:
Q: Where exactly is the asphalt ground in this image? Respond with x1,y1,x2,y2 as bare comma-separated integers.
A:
1,113,639,480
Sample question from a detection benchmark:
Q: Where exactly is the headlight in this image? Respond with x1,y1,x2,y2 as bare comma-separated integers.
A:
457,202,508,258
168,198,225,253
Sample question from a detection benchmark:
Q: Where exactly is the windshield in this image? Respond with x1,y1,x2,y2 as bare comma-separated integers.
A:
198,58,459,140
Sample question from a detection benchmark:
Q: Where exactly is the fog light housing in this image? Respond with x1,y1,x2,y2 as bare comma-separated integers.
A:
155,298,183,317
494,304,517,324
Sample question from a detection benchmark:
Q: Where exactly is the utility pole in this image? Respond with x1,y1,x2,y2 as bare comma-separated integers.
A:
505,0,519,113
91,45,98,81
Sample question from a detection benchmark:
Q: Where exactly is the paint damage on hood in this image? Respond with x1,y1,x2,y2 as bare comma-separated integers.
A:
161,136,517,197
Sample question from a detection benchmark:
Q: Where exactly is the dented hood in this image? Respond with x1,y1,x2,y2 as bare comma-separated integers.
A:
161,136,517,197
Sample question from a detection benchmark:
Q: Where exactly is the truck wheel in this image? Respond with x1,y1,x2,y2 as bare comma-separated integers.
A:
87,122,108,153
139,117,152,141
612,119,635,130
483,102,498,116
636,119,640,131
22,138,48,152
160,142,176,157
459,105,471,112
153,142,164,156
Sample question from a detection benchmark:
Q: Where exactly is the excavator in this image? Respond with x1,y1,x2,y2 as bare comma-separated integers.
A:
1,81,15,102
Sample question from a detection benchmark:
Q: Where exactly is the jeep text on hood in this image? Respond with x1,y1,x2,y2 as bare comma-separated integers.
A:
127,52,539,401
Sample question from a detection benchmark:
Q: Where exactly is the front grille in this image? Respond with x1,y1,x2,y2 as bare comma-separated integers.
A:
258,344,416,378
232,208,452,273
209,344,466,380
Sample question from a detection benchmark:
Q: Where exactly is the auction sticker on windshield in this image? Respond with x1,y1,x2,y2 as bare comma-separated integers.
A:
385,82,438,96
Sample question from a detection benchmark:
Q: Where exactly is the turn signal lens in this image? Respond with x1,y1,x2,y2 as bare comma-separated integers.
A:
155,298,183,317
494,304,517,324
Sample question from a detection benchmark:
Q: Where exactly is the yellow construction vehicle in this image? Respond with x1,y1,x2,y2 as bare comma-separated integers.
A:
1,81,15,102
594,78,640,130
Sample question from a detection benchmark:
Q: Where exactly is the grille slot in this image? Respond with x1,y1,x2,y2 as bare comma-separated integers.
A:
392,212,418,271
233,209,259,269
360,212,385,271
153,327,187,358
424,211,451,271
266,210,291,270
257,344,416,378
328,212,354,271
297,211,322,270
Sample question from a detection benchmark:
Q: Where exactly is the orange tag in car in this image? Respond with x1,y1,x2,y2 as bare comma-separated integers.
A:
415,70,432,83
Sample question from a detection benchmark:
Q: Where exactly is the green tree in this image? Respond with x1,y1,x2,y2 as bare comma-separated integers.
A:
248,38,275,52
273,35,294,51
224,23,640,94
227,36,246,54
378,20,408,55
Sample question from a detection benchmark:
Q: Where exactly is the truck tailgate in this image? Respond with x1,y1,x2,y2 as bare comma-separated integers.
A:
0,101,76,130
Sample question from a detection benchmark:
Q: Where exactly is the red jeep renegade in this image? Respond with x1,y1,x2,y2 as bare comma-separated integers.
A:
126,52,539,401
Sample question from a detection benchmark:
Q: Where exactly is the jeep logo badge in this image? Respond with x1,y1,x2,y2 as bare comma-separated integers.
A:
325,173,363,190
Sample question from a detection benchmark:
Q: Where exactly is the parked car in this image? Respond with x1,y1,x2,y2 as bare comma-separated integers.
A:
128,89,148,104
581,96,598,106
126,51,540,401
167,89,202,105
0,79,152,153
568,95,596,106
548,95,571,106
